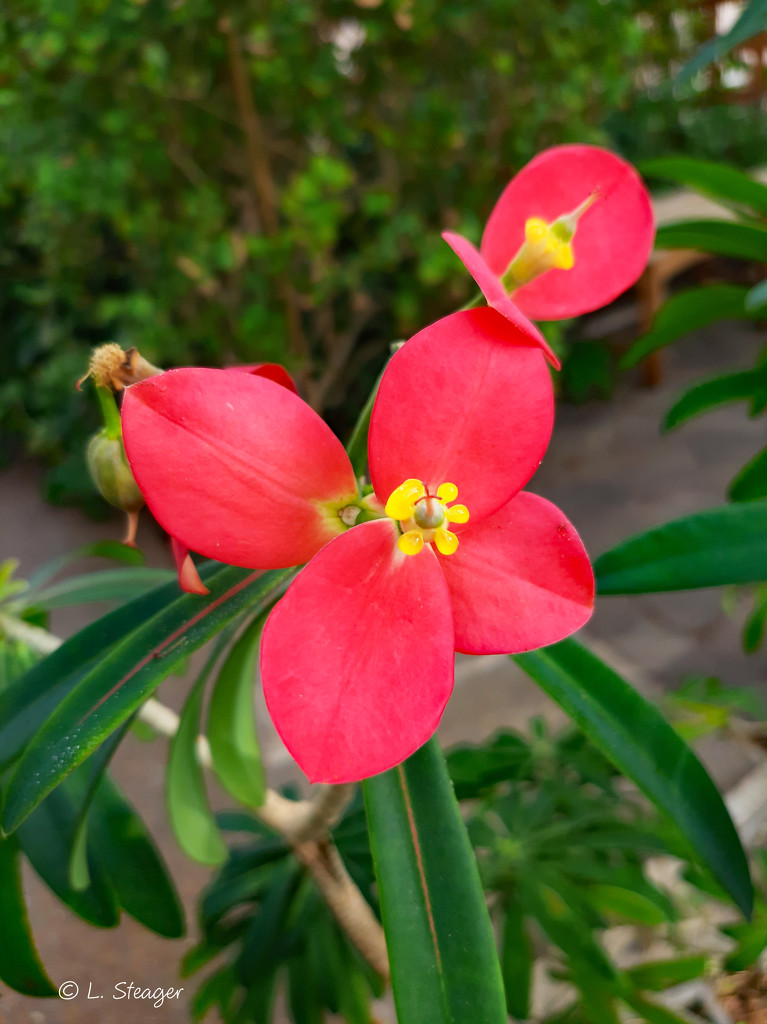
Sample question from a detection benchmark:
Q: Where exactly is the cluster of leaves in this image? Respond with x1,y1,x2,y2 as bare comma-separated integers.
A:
621,156,767,651
0,0,684,504
0,545,184,997
186,804,381,1023
186,709,767,1024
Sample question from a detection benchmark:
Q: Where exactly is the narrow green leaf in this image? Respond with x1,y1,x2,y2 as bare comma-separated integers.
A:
26,568,175,610
0,832,58,996
168,649,229,867
288,953,324,1024
664,366,767,430
16,773,120,928
235,863,300,983
620,285,752,370
594,501,767,594
626,954,708,991
723,914,767,970
730,446,767,502
363,737,507,1024
587,884,669,926
654,220,767,262
68,720,133,891
207,617,266,808
89,774,185,938
513,640,752,917
500,899,532,1020
0,571,185,769
639,157,767,218
677,0,767,83
746,279,767,314
2,566,292,833
26,539,146,589
623,992,697,1024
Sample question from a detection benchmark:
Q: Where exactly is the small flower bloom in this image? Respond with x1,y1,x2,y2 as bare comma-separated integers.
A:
443,145,655,366
262,309,593,783
123,309,592,783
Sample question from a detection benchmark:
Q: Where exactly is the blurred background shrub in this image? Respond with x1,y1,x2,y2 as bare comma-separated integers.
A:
0,0,760,506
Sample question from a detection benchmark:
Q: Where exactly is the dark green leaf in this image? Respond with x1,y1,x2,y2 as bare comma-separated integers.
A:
639,157,767,218
654,220,767,263
168,648,228,867
0,571,184,769
595,501,767,593
626,954,708,991
0,832,58,996
88,774,185,938
68,719,132,891
363,737,507,1024
235,863,300,983
621,286,753,370
677,0,767,83
730,446,767,502
663,366,767,430
500,899,532,1020
587,884,669,926
16,773,119,928
207,617,266,808
513,641,752,917
2,566,292,832
723,914,767,970
623,992,697,1024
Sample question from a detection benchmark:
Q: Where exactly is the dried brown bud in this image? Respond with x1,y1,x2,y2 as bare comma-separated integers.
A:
78,344,162,392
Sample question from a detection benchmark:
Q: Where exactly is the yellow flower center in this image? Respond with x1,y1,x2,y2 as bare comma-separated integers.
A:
385,479,470,556
502,190,600,291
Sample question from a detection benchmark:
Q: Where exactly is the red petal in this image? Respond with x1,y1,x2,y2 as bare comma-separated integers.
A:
481,145,655,321
261,519,455,783
369,308,554,524
122,368,357,570
442,231,560,369
171,537,210,596
438,491,594,654
226,363,298,394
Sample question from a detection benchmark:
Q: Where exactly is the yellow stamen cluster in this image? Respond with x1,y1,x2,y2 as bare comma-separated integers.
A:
502,190,600,292
385,479,469,556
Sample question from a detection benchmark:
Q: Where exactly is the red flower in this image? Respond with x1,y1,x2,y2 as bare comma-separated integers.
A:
123,310,593,783
444,145,655,368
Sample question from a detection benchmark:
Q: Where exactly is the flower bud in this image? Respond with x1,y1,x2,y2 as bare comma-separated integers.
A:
87,430,145,513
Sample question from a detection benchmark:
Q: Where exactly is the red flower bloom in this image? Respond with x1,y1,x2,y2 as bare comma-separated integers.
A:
123,310,593,783
444,145,655,368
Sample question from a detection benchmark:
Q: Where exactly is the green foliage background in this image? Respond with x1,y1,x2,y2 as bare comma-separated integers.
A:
0,0,744,505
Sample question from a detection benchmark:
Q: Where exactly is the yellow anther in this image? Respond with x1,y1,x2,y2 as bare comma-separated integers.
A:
446,504,469,524
524,218,549,244
385,478,425,520
398,530,424,556
552,243,574,270
434,529,459,556
437,482,458,502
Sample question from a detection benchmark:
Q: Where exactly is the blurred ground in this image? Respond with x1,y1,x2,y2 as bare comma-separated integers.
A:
0,318,765,1023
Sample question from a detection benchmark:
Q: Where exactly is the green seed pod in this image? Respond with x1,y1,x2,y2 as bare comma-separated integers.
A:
87,429,145,513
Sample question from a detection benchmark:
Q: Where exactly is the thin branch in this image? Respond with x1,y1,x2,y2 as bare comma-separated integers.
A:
220,16,310,374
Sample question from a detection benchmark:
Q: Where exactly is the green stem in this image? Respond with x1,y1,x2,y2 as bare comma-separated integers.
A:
95,386,122,440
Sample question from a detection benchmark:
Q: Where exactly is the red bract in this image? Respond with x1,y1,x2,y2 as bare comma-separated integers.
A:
122,310,592,783
443,145,654,361
261,309,594,783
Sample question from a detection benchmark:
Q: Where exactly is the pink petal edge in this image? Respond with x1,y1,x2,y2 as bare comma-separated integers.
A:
438,490,594,654
442,231,560,369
